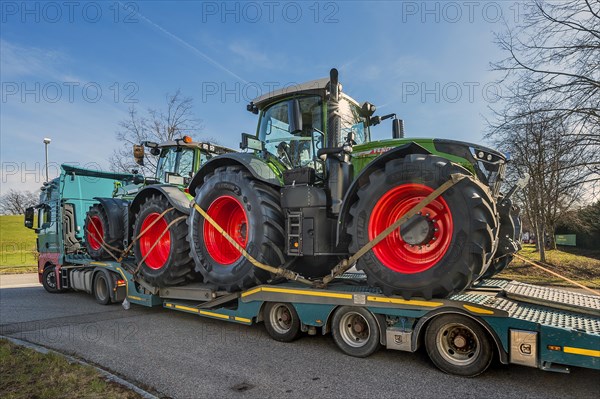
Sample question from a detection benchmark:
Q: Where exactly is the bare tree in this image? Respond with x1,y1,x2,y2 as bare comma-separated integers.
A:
0,189,39,215
109,90,204,175
488,0,600,260
491,0,600,187
489,105,595,261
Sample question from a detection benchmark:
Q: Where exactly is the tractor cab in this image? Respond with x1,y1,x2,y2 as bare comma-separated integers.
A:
134,136,236,187
246,77,374,179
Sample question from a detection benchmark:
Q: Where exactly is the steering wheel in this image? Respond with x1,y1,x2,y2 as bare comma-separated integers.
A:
277,141,293,166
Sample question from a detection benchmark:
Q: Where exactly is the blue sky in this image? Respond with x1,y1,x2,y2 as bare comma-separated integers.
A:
1,1,518,192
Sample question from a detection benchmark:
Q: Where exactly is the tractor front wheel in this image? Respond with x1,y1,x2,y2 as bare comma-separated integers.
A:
347,154,498,299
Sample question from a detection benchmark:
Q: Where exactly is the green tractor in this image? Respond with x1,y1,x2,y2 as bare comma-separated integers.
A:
185,69,522,299
83,137,235,286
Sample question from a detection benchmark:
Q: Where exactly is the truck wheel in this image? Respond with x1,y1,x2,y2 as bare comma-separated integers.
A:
133,194,195,287
347,154,498,299
93,272,111,305
42,265,61,293
425,314,493,377
188,166,287,291
84,204,122,260
331,306,380,358
263,302,302,342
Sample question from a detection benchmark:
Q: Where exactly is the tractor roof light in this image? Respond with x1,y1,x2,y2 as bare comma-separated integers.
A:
183,135,193,143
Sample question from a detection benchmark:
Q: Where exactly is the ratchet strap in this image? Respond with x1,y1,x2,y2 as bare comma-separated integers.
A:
318,173,466,286
513,253,600,296
192,203,313,285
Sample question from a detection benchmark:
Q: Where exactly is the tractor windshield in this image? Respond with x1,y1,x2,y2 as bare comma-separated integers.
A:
339,97,369,145
258,95,323,169
156,147,195,183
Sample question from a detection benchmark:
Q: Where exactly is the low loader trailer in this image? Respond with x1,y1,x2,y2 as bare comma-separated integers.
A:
49,253,600,377
26,162,599,378
25,66,599,376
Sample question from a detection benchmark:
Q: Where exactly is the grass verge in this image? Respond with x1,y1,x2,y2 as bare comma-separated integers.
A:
0,339,142,399
497,244,600,289
0,215,37,274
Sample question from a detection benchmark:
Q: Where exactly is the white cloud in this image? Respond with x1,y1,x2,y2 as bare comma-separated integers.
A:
0,39,65,80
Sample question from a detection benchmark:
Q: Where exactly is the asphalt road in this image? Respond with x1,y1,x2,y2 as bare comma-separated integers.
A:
1,274,598,399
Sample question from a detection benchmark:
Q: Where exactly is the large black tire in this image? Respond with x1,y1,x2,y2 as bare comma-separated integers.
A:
263,302,302,342
480,197,521,279
188,166,287,291
42,265,61,293
133,194,195,287
93,272,112,305
482,255,513,279
331,306,381,358
347,154,498,299
425,314,493,377
84,204,123,260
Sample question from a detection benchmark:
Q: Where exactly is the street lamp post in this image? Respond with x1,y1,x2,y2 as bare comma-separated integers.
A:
43,138,51,182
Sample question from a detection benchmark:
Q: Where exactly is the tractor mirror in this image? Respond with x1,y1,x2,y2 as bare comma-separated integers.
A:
392,118,404,139
133,144,145,166
240,133,264,152
361,102,376,116
289,99,303,134
24,207,35,229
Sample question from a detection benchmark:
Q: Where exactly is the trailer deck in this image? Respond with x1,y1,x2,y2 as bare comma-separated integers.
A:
63,255,599,374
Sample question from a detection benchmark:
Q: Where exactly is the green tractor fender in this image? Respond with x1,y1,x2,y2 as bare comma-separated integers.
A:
188,153,282,195
336,142,431,245
129,185,193,221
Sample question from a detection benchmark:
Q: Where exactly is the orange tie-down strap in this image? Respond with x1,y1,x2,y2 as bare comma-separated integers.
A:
513,253,600,296
86,207,176,275
193,173,467,288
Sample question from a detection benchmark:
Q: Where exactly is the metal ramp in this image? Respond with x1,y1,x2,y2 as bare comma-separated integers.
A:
503,281,600,317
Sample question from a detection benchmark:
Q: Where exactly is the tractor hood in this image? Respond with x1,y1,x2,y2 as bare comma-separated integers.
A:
352,138,507,196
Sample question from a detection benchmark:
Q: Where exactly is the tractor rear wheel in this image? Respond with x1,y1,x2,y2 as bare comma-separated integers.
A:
84,204,122,260
133,195,195,287
347,154,498,299
188,166,287,291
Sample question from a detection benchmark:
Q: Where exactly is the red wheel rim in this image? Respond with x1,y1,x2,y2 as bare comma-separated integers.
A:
368,183,453,274
87,215,104,251
139,213,171,270
203,196,248,265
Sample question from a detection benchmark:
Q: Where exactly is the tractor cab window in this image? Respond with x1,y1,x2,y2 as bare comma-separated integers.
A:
339,97,369,145
258,96,323,169
156,147,195,183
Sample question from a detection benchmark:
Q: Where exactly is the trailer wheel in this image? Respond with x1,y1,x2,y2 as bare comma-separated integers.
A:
188,166,287,291
84,204,122,260
42,266,61,293
263,302,302,342
347,154,498,299
93,272,112,305
425,314,493,377
331,306,380,358
133,194,195,287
